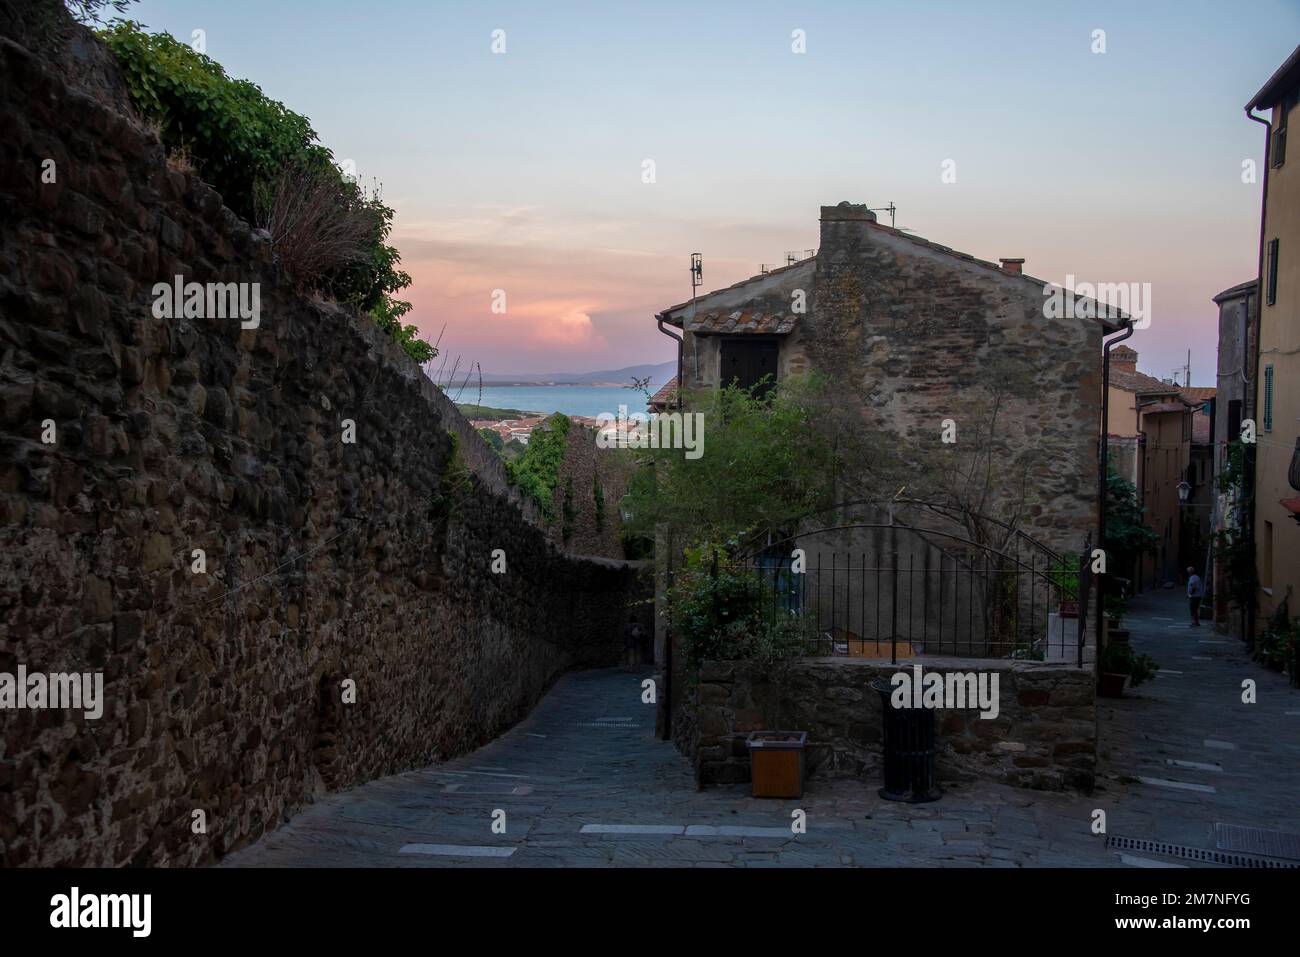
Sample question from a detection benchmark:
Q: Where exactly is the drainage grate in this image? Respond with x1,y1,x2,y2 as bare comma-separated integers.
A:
1107,835,1300,869
1214,823,1300,862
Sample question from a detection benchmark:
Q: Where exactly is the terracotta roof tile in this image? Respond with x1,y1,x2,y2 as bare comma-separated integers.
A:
648,376,677,410
1192,411,1212,445
1141,401,1190,415
684,309,797,336
1112,367,1181,395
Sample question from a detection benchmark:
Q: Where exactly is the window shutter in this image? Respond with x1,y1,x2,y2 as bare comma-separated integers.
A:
1263,364,1274,432
1267,239,1279,305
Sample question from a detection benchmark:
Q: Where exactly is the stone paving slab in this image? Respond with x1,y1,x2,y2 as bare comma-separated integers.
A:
222,588,1300,868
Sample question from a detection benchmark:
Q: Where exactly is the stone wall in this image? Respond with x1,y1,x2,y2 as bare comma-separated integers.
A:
809,204,1103,561
0,29,646,866
693,658,1096,792
544,422,633,561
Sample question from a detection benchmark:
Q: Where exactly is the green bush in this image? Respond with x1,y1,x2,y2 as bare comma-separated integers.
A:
102,23,331,219
506,414,571,521
1257,604,1299,683
668,549,818,670
99,21,433,362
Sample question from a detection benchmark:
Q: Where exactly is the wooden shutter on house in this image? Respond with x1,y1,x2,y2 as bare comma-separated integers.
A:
719,338,780,398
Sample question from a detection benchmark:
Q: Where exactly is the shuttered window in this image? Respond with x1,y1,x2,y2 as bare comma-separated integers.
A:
1267,239,1279,305
1263,364,1274,432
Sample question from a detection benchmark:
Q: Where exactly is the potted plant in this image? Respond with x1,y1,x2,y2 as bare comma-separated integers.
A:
1129,651,1159,687
1104,593,1130,644
1097,642,1159,697
747,731,807,798
1097,641,1132,698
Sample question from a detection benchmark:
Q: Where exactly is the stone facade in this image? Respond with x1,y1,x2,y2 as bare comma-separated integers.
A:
809,204,1104,559
693,657,1096,793
1211,281,1257,638
0,31,647,866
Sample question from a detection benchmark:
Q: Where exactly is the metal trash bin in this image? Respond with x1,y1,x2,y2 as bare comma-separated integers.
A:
871,678,942,803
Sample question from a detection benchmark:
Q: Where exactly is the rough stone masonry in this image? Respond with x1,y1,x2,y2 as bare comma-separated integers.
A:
0,26,648,866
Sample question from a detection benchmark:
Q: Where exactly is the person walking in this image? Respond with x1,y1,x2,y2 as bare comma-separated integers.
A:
1186,566,1204,627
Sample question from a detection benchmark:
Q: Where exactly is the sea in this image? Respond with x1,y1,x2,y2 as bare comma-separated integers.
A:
450,385,652,419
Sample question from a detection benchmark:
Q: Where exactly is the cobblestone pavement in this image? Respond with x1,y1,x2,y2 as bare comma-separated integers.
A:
224,589,1300,868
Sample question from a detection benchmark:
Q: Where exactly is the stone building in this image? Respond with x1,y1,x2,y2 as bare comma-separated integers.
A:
1210,281,1259,636
1180,386,1216,587
655,202,1119,559
652,202,1121,791
1246,45,1300,629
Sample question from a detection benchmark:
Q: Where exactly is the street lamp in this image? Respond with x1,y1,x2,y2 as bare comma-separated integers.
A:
1177,480,1191,504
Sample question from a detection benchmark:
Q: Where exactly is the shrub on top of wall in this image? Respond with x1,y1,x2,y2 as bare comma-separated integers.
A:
99,20,434,363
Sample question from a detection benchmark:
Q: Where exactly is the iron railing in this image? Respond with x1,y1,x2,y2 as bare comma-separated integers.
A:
686,527,1090,666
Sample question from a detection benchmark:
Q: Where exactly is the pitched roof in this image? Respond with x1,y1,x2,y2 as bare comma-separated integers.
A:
1213,279,1257,303
1192,411,1212,445
1141,401,1190,415
660,257,811,321
1179,386,1216,404
1111,366,1181,395
658,222,1124,331
1248,43,1300,111
685,309,797,335
648,376,677,410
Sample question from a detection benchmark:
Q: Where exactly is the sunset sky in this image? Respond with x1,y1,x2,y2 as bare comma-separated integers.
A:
130,0,1300,382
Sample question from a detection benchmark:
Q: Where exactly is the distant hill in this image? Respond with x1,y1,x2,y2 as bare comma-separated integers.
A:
434,360,675,388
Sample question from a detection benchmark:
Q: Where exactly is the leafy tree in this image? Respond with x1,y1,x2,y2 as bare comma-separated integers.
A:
621,373,876,551
478,428,504,452
65,0,134,26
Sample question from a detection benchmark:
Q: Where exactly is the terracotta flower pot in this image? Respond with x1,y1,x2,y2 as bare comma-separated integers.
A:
1097,671,1127,698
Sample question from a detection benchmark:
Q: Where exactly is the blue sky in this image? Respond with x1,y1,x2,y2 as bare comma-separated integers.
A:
128,0,1300,381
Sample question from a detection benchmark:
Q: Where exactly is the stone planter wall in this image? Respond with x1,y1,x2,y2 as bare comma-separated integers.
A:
693,657,1096,792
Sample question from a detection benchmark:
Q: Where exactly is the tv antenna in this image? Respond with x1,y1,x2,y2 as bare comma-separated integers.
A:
867,202,897,228
687,252,702,322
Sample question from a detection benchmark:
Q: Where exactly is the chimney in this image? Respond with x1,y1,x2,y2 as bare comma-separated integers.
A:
820,201,877,226
820,202,877,241
818,202,877,266
999,258,1025,276
1111,345,1138,373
